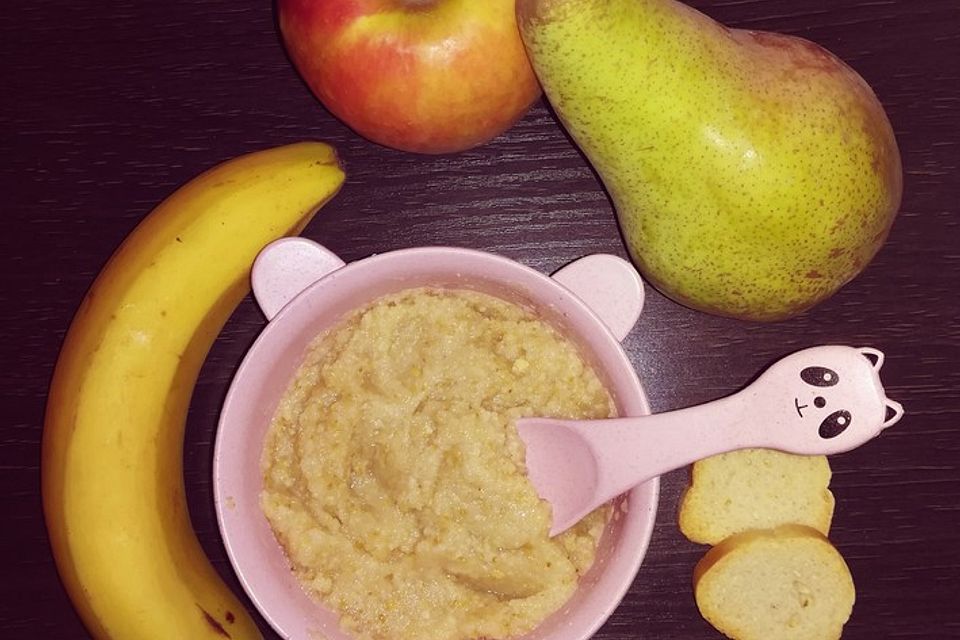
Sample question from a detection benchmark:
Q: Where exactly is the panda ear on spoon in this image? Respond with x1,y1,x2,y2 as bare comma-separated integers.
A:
855,347,903,428
858,347,885,369
883,399,904,429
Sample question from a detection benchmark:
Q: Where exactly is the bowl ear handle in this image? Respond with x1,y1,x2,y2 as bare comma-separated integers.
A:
252,238,346,320
551,254,645,342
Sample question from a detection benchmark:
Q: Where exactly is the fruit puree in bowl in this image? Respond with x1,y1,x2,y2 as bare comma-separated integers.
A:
214,239,658,640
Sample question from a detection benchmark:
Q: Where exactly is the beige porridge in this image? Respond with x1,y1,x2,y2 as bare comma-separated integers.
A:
260,287,615,640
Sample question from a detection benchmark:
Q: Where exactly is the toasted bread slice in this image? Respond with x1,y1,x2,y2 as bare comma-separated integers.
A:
694,525,855,640
679,448,834,545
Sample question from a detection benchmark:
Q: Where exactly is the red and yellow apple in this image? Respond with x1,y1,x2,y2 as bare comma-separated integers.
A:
278,0,541,154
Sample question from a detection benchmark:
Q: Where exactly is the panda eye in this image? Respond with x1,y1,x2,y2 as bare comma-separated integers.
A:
801,366,839,387
819,410,852,439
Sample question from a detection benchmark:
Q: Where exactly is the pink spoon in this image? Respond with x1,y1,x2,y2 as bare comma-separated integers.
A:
518,345,904,536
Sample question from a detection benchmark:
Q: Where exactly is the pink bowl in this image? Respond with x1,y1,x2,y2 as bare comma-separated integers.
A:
214,239,659,640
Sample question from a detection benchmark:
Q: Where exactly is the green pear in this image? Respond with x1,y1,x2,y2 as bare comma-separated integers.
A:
518,0,902,321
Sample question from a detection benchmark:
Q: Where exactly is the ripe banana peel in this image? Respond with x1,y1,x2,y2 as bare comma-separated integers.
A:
42,142,345,639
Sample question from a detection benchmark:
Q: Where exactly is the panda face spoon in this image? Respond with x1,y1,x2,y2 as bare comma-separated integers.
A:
517,346,904,536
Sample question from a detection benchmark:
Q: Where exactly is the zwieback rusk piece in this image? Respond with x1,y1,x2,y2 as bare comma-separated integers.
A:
679,448,835,545
694,524,855,640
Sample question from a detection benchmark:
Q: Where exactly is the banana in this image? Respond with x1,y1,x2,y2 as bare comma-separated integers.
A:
42,142,345,639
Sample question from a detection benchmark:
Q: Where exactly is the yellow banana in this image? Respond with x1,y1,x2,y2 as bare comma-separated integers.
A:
42,142,345,639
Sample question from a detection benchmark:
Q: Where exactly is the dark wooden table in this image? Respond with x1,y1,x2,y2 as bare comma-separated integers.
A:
3,0,959,638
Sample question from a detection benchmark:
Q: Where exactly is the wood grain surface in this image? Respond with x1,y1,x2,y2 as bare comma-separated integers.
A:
2,0,959,638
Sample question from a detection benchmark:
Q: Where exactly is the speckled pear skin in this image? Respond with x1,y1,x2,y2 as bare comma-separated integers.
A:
518,0,902,321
